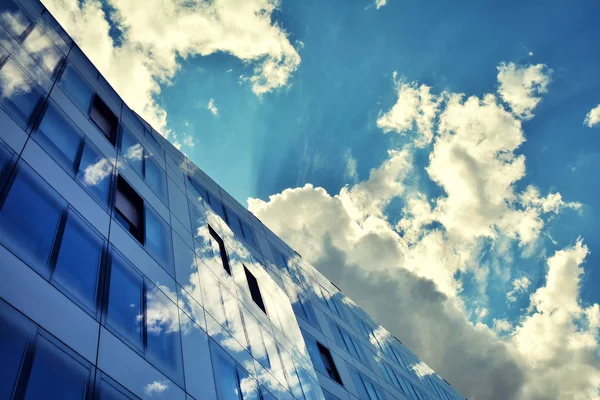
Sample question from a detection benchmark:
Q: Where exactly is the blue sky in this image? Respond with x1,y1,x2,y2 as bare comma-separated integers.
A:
46,0,600,397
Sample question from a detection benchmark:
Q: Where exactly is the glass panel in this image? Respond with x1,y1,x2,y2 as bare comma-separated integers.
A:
120,127,143,176
0,299,37,400
24,336,90,400
211,341,241,400
221,286,247,348
0,58,44,128
106,252,144,351
145,205,173,275
98,376,138,400
145,156,166,202
240,220,257,249
21,26,62,76
52,210,104,314
58,64,92,113
242,310,270,369
35,101,82,171
146,285,184,387
227,212,244,239
76,141,113,207
0,163,65,277
237,366,259,400
0,138,14,185
0,1,32,39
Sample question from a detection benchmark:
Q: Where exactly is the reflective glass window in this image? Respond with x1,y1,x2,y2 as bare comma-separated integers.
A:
0,1,32,39
52,210,104,314
212,342,242,400
240,220,257,248
172,231,196,287
145,205,173,274
0,163,66,277
0,58,44,128
22,26,63,76
212,200,228,224
59,64,92,113
24,335,90,400
76,141,113,207
145,155,166,201
0,138,15,185
97,375,139,400
35,101,83,170
227,212,245,239
120,127,143,176
242,310,270,369
0,299,37,400
106,252,144,351
146,285,184,387
187,176,209,204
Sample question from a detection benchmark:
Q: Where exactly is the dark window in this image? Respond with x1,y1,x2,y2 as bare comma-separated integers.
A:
244,266,266,314
35,102,83,171
52,210,104,315
24,335,91,400
59,64,93,113
0,58,45,129
0,163,66,277
114,176,144,243
317,343,342,385
106,252,144,351
90,94,117,144
0,139,15,189
145,205,173,275
208,224,231,275
76,141,113,207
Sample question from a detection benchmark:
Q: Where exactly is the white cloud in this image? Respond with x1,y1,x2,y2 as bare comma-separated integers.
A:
249,60,597,399
377,76,441,146
183,135,196,148
584,104,600,127
375,0,387,9
207,98,219,116
42,0,300,136
506,276,531,303
497,62,551,120
144,381,168,395
343,149,358,182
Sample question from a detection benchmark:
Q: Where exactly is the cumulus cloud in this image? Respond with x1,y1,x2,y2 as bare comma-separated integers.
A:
42,0,300,135
377,74,442,146
584,104,600,127
506,276,531,303
249,61,597,399
207,98,219,116
496,62,551,120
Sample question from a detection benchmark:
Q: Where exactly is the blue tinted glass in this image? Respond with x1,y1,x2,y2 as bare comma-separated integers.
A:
0,299,37,400
22,26,63,76
323,389,340,400
35,102,82,171
0,163,65,277
145,156,166,202
211,341,241,400
227,212,245,239
24,336,89,400
172,232,196,288
0,1,32,39
76,141,112,207
146,285,184,387
99,377,137,400
350,369,370,400
302,299,319,329
120,128,143,176
52,211,104,314
237,366,259,400
240,220,257,248
59,64,92,113
107,252,143,351
304,337,326,376
0,139,14,184
242,310,270,369
211,200,228,224
145,206,173,275
0,58,44,128
187,177,209,204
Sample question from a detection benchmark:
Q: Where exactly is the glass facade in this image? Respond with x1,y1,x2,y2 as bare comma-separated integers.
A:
0,1,465,399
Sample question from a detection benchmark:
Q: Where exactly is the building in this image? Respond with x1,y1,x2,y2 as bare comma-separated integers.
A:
0,0,465,399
